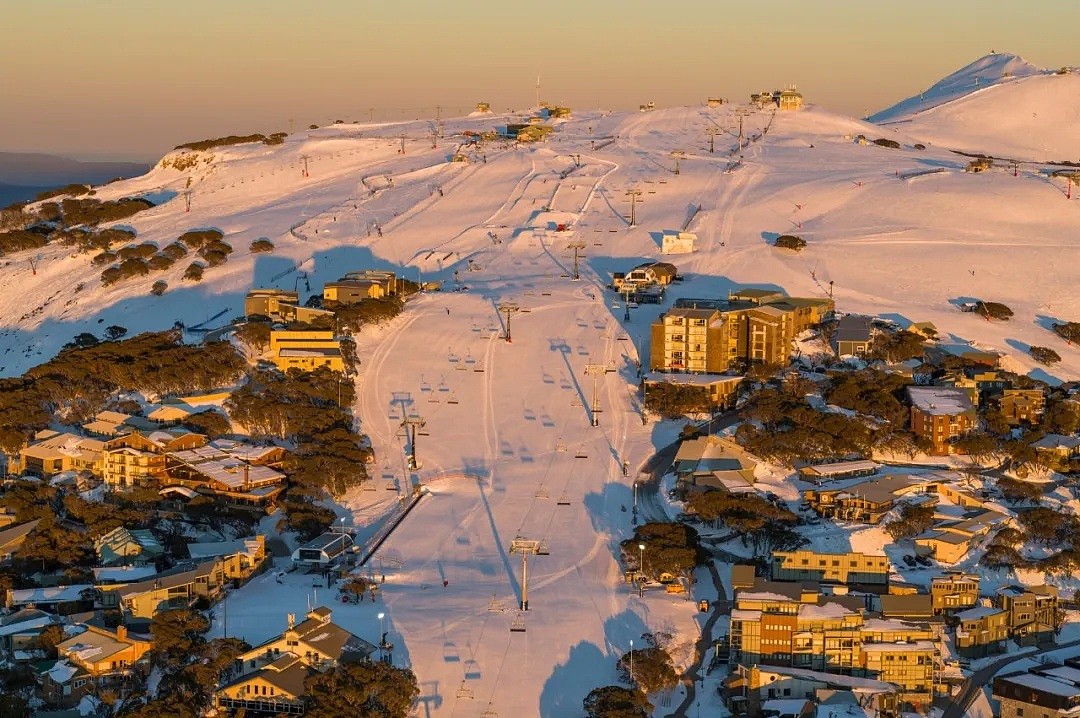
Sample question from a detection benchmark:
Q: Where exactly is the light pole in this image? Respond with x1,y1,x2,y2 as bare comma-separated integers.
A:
629,639,634,686
378,611,385,640
638,543,646,582
632,482,638,524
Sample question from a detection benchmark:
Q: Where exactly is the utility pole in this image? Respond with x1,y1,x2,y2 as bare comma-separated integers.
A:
536,75,541,109
670,150,685,175
706,126,719,153
624,189,643,227
400,133,407,155
400,415,426,471
566,240,586,281
300,155,310,178
509,537,547,611
183,190,192,212
497,302,521,343
584,363,615,427
571,153,582,167
431,127,438,149
368,107,375,122
621,285,634,321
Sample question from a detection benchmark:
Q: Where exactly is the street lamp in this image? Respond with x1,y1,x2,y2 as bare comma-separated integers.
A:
638,543,646,578
378,611,385,640
629,639,634,686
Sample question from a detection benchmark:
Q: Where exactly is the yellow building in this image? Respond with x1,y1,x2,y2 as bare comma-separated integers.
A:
245,289,299,318
102,430,207,489
323,279,386,304
650,293,833,374
771,550,890,586
17,431,104,479
955,606,1009,657
929,573,979,615
216,607,377,714
269,330,345,373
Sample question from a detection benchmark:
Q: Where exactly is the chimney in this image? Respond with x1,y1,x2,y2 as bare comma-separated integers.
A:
116,625,128,642
287,613,295,629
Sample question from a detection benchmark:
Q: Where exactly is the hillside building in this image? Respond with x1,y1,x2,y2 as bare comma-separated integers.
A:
17,431,104,479
269,330,345,373
0,519,40,564
907,386,976,455
102,429,206,489
801,474,938,524
832,315,874,356
770,550,889,587
216,607,376,715
44,624,151,708
94,526,164,567
929,573,979,615
994,660,1080,718
672,435,757,493
650,292,833,374
997,584,1060,646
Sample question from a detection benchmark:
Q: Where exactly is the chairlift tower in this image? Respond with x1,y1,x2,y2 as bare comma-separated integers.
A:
509,537,548,611
670,150,685,175
300,155,311,178
183,189,192,212
734,109,752,145
706,126,720,153
400,415,426,470
566,240,586,281
497,302,521,343
584,363,616,427
624,189,643,227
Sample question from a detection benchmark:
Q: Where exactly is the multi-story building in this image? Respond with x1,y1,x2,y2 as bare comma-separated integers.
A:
95,526,164,566
929,573,979,615
43,624,151,708
801,475,938,524
165,442,288,511
771,550,889,587
998,584,1060,646
649,292,833,374
102,429,207,488
98,559,225,620
994,660,1080,718
999,389,1046,426
728,579,941,711
245,289,300,318
907,387,977,455
215,607,376,715
17,431,104,479
954,606,1009,657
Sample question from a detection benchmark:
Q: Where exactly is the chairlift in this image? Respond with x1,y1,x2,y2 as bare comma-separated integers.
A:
456,681,474,699
535,484,549,499
536,540,550,555
481,703,500,718
488,594,507,612
555,439,567,452
428,393,440,403
574,445,588,459
385,479,397,491
473,362,485,373
557,492,571,506
510,614,526,633
447,392,459,405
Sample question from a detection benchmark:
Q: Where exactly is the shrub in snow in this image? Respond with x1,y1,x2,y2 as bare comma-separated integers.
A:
183,262,204,282
117,242,158,260
91,251,117,267
151,280,168,296
1029,346,1061,365
174,134,266,151
583,686,652,718
774,234,806,251
161,242,188,260
975,301,1013,321
148,254,174,271
872,138,901,149
117,258,150,280
249,238,274,253
178,228,223,250
100,266,122,286
1053,321,1080,344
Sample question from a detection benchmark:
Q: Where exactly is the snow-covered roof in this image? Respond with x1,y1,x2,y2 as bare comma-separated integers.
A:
1033,434,1080,450
798,602,858,619
955,606,1004,621
907,386,975,415
92,565,160,583
8,585,93,605
46,659,82,684
998,672,1080,698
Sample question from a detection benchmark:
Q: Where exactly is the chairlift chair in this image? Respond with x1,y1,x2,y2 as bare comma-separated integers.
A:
510,613,526,633
534,484,549,499
455,681,474,699
556,493,571,506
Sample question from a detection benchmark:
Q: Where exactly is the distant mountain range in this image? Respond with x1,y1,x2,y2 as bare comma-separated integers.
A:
0,152,150,206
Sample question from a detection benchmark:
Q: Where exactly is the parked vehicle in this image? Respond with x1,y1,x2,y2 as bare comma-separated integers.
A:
902,555,917,567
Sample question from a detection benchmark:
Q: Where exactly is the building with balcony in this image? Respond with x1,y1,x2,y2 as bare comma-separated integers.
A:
907,387,977,455
954,606,1009,657
929,573,979,615
17,431,104,479
43,624,151,708
101,429,207,489
215,607,376,715
649,293,833,374
997,584,1060,646
94,526,164,567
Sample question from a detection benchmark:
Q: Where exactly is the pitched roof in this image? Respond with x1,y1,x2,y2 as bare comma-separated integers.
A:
0,518,41,551
835,315,874,343
907,386,975,415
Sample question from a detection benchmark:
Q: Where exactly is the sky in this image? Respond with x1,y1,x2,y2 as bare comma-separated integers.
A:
1,0,1078,162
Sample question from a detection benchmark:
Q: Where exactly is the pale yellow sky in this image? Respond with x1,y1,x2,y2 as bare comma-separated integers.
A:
1,0,1076,160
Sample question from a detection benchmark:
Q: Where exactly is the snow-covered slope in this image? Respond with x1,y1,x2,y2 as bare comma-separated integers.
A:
2,72,1080,717
871,53,1080,160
